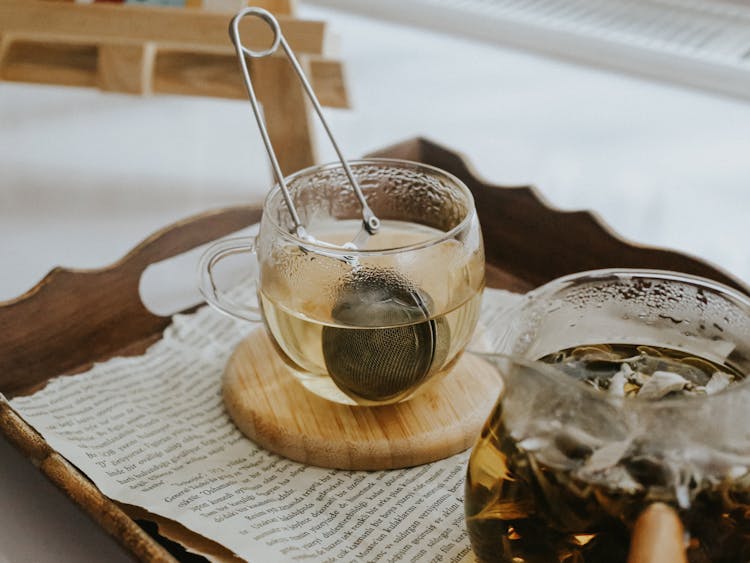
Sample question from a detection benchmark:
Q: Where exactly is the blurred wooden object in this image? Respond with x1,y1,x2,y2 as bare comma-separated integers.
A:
0,0,350,173
628,503,687,563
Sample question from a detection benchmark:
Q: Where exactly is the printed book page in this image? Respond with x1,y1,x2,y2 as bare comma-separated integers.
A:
5,288,520,562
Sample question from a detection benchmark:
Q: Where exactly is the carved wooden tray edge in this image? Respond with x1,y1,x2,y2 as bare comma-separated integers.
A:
371,137,749,294
1,137,746,562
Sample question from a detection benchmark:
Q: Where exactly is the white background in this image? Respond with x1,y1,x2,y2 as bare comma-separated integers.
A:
1,3,750,561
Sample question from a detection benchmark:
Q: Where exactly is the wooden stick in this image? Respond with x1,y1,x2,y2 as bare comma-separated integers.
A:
38,0,294,17
192,0,294,14
97,42,155,95
253,55,316,174
43,0,296,16
0,0,326,55
1,38,99,89
628,503,688,563
308,57,349,108
152,50,349,107
0,37,349,107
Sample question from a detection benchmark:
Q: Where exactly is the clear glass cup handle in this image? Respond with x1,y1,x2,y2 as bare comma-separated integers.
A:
198,236,261,322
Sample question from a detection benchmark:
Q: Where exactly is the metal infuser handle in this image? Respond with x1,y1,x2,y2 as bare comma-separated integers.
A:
229,8,380,239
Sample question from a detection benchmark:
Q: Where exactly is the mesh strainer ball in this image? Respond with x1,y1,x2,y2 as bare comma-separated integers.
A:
321,268,450,402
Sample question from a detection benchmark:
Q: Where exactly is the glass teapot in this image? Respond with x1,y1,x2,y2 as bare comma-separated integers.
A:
466,269,750,562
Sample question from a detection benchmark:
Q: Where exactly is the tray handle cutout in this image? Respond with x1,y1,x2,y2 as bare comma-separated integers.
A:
0,206,262,396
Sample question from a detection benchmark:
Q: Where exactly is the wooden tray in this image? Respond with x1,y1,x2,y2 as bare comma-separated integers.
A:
1,138,746,561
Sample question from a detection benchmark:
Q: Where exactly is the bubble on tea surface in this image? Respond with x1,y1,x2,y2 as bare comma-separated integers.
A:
321,267,449,402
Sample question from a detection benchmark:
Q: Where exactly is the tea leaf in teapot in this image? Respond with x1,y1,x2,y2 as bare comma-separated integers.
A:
683,356,723,377
584,440,632,473
705,371,734,395
607,366,630,397
467,343,749,563
570,344,616,362
636,345,665,357
636,370,690,399
541,343,743,400
593,466,643,496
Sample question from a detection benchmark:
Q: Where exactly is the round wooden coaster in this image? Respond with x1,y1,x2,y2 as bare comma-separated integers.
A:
222,327,503,470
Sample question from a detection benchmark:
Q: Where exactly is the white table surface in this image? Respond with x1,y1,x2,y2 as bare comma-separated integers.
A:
2,4,750,562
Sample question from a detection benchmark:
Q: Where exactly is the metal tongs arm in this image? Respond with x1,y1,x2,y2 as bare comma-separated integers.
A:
229,8,380,242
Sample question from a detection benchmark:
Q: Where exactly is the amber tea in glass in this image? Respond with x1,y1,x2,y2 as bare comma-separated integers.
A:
200,160,484,406
466,270,750,562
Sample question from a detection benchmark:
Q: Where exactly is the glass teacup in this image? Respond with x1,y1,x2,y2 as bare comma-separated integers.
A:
199,159,485,406
466,269,750,562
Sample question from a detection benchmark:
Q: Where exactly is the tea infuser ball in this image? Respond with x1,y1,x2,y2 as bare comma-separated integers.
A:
322,268,450,402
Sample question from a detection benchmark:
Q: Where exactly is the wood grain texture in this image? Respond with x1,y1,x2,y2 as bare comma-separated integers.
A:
97,42,155,95
151,51,348,107
253,55,317,175
45,0,292,11
0,39,349,107
119,504,243,563
0,401,177,562
0,1,326,55
151,49,242,99
0,206,262,397
222,328,502,470
308,57,349,109
42,453,179,563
